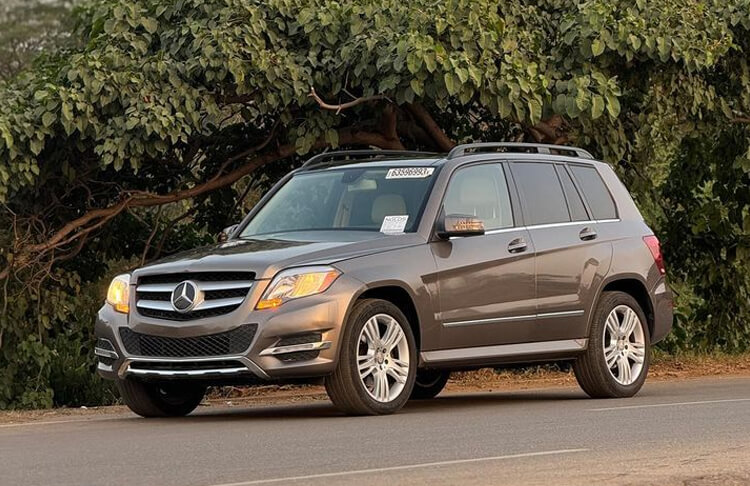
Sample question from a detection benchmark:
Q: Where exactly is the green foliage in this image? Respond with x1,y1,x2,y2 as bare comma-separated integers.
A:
0,0,749,408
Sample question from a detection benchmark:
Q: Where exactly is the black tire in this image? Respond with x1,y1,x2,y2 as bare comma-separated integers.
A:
116,378,206,417
410,370,450,399
574,291,651,399
325,299,417,415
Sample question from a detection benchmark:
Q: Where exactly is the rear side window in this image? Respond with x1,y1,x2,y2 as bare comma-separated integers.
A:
443,164,513,230
570,165,617,220
511,162,570,225
556,166,589,221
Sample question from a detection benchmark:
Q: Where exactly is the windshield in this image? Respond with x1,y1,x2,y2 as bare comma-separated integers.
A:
240,166,438,238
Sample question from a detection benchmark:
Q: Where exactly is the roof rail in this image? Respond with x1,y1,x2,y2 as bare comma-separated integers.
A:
446,142,594,160
301,150,439,170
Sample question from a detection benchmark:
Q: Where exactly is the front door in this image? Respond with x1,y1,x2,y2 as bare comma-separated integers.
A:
431,162,536,350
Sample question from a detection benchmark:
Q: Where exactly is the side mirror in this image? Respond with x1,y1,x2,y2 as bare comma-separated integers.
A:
218,224,239,243
436,214,485,239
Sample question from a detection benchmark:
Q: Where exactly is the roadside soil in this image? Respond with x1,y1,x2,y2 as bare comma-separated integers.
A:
2,353,748,425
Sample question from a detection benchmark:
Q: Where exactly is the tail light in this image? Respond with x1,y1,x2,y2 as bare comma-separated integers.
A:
643,235,666,275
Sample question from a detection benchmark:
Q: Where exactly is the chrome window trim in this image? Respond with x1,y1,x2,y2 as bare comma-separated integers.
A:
421,338,588,363
449,219,621,240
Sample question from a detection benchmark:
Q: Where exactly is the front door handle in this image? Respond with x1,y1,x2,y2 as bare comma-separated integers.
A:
579,227,598,241
507,237,528,253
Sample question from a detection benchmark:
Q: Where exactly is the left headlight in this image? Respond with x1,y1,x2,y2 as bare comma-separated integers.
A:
106,274,130,314
256,266,341,310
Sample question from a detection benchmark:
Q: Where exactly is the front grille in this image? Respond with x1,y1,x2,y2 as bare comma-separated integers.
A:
119,324,257,357
135,271,255,321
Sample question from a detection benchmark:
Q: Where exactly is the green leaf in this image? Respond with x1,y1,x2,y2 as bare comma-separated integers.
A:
605,94,621,118
444,72,458,95
142,17,158,34
591,95,605,119
42,112,56,128
592,38,605,57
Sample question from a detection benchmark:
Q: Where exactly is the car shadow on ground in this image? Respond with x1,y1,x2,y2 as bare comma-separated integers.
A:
119,388,593,424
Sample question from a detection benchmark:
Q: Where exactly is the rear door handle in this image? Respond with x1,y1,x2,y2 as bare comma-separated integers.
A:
507,237,528,253
579,227,598,241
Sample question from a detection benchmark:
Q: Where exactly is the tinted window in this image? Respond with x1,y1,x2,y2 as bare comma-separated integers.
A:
570,165,617,220
511,162,570,225
557,166,589,221
443,164,513,230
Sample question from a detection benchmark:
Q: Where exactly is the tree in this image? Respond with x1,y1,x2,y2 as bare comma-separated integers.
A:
0,0,749,408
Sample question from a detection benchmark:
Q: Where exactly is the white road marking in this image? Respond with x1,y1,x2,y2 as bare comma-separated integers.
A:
589,398,750,412
207,449,589,486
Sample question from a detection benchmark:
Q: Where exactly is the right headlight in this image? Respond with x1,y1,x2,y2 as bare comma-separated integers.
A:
106,274,130,314
256,266,341,310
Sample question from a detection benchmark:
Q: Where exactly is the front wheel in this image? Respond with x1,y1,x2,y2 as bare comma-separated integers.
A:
574,291,651,398
325,299,417,415
116,378,206,417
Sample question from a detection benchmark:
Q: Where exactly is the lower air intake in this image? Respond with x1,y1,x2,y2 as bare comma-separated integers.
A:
119,324,257,358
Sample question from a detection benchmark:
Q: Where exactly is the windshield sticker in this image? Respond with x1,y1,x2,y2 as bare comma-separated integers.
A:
380,215,409,234
386,167,435,179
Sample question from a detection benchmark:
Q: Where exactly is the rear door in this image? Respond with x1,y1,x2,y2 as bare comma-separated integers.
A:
509,161,612,341
430,162,536,349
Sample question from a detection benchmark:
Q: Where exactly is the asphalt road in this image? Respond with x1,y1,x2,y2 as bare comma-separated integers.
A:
2,377,750,486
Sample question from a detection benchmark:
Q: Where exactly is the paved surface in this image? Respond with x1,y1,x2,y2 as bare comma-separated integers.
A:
2,377,750,486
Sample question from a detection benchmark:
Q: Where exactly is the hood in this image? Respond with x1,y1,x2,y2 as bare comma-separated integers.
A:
133,231,426,281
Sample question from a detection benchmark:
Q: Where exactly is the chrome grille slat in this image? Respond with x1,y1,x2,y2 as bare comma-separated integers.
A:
136,300,174,311
134,272,254,321
136,281,253,293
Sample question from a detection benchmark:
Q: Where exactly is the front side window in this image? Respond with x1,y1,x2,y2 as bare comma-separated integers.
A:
240,166,437,238
511,162,570,225
442,164,513,230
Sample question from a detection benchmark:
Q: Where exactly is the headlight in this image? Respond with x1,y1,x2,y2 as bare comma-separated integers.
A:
256,266,340,310
106,274,131,313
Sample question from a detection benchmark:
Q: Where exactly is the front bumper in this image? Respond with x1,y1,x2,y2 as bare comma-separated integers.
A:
95,274,361,383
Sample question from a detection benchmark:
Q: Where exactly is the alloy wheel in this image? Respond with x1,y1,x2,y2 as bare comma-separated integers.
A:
602,304,646,385
357,313,410,402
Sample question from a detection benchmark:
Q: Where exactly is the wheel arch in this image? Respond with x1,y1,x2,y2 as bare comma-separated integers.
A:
593,275,655,338
348,282,422,351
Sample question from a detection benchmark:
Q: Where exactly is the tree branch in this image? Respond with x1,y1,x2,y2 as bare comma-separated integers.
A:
309,87,388,114
5,126,403,273
405,103,455,151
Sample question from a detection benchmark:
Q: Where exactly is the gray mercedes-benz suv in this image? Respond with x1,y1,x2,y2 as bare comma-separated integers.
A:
95,142,673,417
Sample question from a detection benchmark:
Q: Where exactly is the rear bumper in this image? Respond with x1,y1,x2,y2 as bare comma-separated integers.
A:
650,278,673,344
95,274,362,383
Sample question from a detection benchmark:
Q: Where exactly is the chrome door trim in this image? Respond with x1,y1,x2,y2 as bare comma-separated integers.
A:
444,309,584,327
444,314,536,327
421,338,588,363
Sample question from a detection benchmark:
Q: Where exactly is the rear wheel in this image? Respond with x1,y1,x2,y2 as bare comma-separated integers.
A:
116,378,206,417
410,370,450,399
574,291,650,398
325,299,417,415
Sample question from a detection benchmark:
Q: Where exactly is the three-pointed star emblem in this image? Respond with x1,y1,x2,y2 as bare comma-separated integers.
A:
171,281,201,313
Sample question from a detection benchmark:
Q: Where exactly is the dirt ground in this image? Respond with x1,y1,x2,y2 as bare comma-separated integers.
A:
1,353,749,425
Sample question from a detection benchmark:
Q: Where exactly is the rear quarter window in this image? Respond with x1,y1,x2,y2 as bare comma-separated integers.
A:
570,165,618,220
